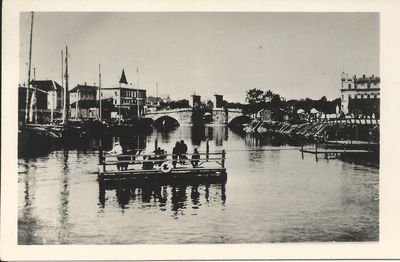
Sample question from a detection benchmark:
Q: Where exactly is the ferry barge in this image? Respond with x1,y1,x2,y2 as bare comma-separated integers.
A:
98,149,227,183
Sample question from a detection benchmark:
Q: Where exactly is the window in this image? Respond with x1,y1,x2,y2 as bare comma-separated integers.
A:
367,83,370,89
348,84,351,89
348,94,351,99
355,84,357,89
366,94,370,99
361,94,364,99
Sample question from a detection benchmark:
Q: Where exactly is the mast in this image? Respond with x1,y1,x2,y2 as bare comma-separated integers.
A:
24,11,34,125
137,67,140,117
61,50,66,124
75,89,79,119
156,81,159,105
98,64,102,120
65,45,69,121
119,81,121,124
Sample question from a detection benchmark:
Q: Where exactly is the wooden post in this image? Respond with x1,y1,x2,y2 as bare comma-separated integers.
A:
99,147,103,164
315,142,318,161
99,147,106,172
155,138,158,152
221,150,225,168
206,138,209,161
301,144,304,159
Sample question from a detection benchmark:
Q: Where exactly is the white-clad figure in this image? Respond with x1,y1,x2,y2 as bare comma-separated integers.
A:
107,142,123,156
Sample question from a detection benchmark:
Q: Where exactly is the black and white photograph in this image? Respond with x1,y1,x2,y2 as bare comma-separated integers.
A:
2,0,400,260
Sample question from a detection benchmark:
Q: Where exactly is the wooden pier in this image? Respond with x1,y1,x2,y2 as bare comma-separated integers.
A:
300,143,375,160
98,149,227,183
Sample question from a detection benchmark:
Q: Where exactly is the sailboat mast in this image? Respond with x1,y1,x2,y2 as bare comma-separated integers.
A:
65,45,69,120
61,50,66,124
24,11,34,124
99,64,102,120
137,67,139,117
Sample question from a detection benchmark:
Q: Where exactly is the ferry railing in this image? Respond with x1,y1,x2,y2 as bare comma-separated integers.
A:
99,150,226,172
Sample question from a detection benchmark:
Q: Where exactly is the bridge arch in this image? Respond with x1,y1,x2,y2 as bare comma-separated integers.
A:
153,115,180,128
227,115,253,126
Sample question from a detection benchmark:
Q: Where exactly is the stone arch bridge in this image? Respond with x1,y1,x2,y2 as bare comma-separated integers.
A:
144,108,250,126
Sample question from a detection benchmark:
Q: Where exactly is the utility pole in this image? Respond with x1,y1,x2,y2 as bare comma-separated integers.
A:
25,11,34,124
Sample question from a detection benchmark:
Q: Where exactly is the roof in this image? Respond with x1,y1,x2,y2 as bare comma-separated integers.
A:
119,69,128,84
69,84,98,93
30,80,62,92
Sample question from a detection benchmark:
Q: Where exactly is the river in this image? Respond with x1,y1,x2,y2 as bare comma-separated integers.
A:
18,126,379,244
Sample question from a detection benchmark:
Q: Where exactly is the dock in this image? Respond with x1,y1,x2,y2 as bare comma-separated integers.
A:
98,149,227,183
300,143,376,160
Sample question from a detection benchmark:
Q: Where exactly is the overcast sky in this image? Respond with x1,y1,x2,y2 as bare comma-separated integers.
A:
19,12,379,102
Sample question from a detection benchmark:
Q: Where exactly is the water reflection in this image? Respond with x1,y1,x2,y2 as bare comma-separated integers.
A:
58,149,70,243
244,133,298,147
19,159,40,244
98,181,226,218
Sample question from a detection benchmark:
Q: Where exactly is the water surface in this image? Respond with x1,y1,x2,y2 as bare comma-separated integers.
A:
18,126,379,244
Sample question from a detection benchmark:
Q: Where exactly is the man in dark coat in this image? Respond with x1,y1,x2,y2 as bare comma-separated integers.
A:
179,140,188,164
172,142,180,168
191,148,200,168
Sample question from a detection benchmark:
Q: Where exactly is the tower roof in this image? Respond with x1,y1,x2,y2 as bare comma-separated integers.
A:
119,69,128,84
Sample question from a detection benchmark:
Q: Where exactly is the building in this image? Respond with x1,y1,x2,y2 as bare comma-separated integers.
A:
69,83,99,119
100,70,147,118
340,73,380,118
257,108,290,122
18,80,63,122
146,96,161,106
101,87,146,116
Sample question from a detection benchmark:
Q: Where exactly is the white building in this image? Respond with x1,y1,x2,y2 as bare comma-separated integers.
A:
340,73,380,115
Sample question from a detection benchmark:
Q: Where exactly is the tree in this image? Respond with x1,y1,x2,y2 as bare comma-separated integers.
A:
245,88,265,104
271,94,282,108
264,89,274,102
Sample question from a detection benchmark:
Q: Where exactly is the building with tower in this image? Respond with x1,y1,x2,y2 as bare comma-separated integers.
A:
101,69,146,118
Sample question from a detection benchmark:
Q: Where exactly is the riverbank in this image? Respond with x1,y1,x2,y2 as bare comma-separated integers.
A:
244,120,380,144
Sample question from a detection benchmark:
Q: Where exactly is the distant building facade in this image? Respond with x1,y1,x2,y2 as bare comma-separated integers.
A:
18,80,62,122
101,87,146,117
69,83,99,119
147,96,161,106
99,69,147,118
340,73,380,118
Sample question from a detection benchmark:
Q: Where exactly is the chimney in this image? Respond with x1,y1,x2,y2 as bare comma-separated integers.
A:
84,82,87,85
363,75,365,78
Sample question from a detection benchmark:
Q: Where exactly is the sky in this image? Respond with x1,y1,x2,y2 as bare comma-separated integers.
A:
19,12,379,103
